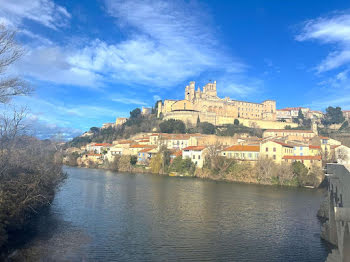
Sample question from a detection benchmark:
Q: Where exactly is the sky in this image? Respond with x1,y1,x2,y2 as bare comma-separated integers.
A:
1,0,350,139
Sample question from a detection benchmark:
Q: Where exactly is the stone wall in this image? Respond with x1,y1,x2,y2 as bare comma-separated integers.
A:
163,110,298,129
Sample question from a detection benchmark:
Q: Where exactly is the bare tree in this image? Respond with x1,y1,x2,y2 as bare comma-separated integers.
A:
255,157,276,184
0,24,31,103
336,147,349,163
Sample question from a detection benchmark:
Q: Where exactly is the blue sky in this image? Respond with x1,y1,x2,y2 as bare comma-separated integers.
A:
1,0,350,139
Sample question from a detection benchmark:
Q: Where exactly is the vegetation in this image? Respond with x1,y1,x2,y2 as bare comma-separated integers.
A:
159,119,186,134
322,106,345,126
67,111,162,147
169,156,196,176
196,146,323,187
0,25,65,252
217,124,263,137
188,121,216,134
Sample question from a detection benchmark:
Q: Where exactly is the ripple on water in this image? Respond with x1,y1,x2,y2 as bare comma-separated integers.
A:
13,167,330,261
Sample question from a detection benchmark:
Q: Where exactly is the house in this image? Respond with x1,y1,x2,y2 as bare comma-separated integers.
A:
182,146,208,168
129,144,156,155
307,110,324,121
308,145,322,156
141,106,152,115
292,143,312,157
115,117,128,126
343,110,350,120
281,107,310,118
276,109,292,122
104,145,132,162
263,129,316,140
260,140,294,163
89,143,112,154
102,123,115,129
137,147,158,165
282,155,322,168
221,145,260,162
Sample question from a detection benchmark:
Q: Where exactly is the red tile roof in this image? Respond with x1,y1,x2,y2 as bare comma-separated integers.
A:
183,146,206,151
223,145,260,152
171,150,182,157
139,148,154,153
319,136,329,139
309,145,321,149
282,155,322,160
271,140,294,148
130,144,155,148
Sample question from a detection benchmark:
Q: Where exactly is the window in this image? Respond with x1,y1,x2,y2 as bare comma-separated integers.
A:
273,155,276,160
273,147,276,152
193,155,195,159
300,147,303,150
198,155,201,159
266,147,268,152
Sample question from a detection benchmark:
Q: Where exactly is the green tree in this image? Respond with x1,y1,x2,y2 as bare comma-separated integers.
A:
322,106,345,126
159,119,186,133
130,155,137,165
169,156,196,175
90,127,100,134
130,108,141,119
198,122,215,134
291,161,308,186
196,115,200,126
298,109,304,120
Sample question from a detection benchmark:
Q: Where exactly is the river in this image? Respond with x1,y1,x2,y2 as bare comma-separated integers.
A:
13,166,330,261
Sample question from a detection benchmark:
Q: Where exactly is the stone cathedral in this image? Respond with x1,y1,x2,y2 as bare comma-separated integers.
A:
157,81,277,127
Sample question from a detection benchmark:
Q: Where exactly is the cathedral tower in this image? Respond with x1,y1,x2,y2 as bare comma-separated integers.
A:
203,81,217,98
185,81,196,101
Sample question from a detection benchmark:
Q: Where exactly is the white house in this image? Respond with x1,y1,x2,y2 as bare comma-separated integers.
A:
182,146,207,168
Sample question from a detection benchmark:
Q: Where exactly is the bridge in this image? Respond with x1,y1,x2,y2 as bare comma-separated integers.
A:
323,163,350,262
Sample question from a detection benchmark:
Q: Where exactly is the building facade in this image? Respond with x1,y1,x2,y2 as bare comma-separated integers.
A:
157,81,277,127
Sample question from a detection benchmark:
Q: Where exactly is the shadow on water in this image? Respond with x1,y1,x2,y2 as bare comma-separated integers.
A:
6,195,91,261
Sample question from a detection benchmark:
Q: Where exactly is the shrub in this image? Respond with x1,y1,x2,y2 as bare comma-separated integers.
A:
169,156,196,176
291,161,308,186
0,138,65,250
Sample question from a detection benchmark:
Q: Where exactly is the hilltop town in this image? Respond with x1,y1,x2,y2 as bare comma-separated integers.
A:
62,81,350,187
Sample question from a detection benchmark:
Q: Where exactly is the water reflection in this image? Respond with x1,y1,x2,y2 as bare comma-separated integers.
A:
14,167,329,261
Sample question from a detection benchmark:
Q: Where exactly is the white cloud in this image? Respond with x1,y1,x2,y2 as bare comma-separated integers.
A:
12,46,103,88
0,0,71,30
14,96,125,129
112,97,147,106
153,95,161,101
62,0,246,89
296,13,350,73
5,0,257,97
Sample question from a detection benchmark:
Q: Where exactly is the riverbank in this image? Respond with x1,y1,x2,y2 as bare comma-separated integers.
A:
66,158,325,189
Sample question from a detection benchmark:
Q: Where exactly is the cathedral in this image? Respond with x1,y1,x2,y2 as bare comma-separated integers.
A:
157,81,277,126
